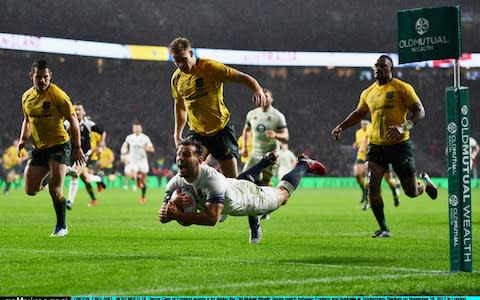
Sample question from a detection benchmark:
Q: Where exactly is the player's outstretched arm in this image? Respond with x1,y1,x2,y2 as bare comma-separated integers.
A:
332,109,367,140
160,201,223,227
173,98,188,148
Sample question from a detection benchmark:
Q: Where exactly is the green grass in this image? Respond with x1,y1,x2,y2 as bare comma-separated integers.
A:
0,185,479,296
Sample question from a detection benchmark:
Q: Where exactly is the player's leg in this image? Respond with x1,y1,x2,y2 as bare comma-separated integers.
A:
217,158,238,178
354,161,368,203
138,161,150,204
23,164,49,196
80,168,98,207
138,171,147,204
238,152,278,183
48,157,68,237
3,170,15,194
88,172,106,192
66,176,79,210
202,123,239,178
384,165,400,207
392,141,437,200
368,161,390,237
277,153,326,202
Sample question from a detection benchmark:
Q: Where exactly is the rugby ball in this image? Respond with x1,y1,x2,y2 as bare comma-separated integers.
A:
171,189,197,213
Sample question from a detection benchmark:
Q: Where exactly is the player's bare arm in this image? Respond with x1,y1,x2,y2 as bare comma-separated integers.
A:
241,126,251,157
17,115,32,157
173,98,188,148
386,102,425,141
161,201,223,227
228,70,267,108
265,128,289,143
332,109,368,140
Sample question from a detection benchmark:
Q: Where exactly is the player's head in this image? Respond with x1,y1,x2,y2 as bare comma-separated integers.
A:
263,88,273,107
132,122,143,135
176,138,204,181
374,55,394,84
30,58,52,92
168,37,196,74
74,103,86,120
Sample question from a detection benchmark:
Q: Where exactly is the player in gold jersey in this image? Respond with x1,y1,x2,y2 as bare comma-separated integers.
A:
2,139,29,194
353,120,371,206
169,37,267,178
331,55,437,238
17,59,84,237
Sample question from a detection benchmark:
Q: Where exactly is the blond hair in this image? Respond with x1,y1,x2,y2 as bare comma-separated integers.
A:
168,37,192,54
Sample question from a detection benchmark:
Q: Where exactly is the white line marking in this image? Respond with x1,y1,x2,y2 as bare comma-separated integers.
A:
0,247,447,274
108,272,453,295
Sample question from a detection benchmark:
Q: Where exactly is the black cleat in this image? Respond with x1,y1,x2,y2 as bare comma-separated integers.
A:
419,172,437,200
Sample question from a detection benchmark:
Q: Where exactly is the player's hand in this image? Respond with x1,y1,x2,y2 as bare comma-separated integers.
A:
265,130,276,139
252,89,267,108
331,126,342,140
71,148,86,166
386,125,406,141
16,140,26,158
173,192,193,209
159,204,172,223
240,148,248,157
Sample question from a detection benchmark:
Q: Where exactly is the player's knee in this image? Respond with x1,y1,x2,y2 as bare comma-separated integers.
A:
403,188,418,198
25,190,37,196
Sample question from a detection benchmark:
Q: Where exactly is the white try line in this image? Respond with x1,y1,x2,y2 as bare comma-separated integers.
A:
0,247,447,274
106,272,453,295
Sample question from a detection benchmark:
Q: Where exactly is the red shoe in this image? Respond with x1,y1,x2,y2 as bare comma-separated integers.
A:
297,154,327,176
88,199,97,207
97,181,106,192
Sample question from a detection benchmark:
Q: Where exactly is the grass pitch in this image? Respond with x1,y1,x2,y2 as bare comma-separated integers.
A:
0,184,479,296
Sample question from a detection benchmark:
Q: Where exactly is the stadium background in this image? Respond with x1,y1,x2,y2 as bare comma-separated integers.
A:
1,0,479,178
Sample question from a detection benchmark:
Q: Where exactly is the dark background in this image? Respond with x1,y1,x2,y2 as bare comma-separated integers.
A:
0,0,478,176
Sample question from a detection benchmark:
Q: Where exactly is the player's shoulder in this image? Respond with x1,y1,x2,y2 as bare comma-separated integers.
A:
270,106,286,117
166,174,185,190
390,77,414,90
22,86,36,103
198,57,221,67
48,83,70,98
360,82,377,99
171,68,183,83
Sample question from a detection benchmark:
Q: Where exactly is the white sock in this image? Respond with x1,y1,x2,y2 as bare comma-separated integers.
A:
67,178,79,204
89,174,102,183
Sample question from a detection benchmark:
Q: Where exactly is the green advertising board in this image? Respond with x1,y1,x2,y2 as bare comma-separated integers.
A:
399,6,471,272
398,6,461,64
445,87,472,272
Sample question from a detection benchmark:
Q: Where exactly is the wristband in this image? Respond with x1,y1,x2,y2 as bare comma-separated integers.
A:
72,145,81,149
402,120,414,131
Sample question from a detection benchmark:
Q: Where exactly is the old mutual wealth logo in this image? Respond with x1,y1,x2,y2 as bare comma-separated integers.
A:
399,16,449,53
415,17,429,35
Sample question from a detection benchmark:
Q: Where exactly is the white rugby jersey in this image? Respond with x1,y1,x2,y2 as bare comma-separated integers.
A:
121,133,153,161
165,164,228,211
244,106,287,154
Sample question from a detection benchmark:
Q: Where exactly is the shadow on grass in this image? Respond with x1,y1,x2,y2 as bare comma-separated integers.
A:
279,255,388,266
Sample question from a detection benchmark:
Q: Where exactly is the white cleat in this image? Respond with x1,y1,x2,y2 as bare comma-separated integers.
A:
50,226,68,237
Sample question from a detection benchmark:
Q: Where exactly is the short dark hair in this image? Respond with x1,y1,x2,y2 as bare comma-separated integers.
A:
379,55,394,67
179,138,204,157
31,59,50,72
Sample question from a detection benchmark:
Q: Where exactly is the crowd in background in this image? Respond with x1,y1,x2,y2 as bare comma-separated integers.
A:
0,50,479,179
